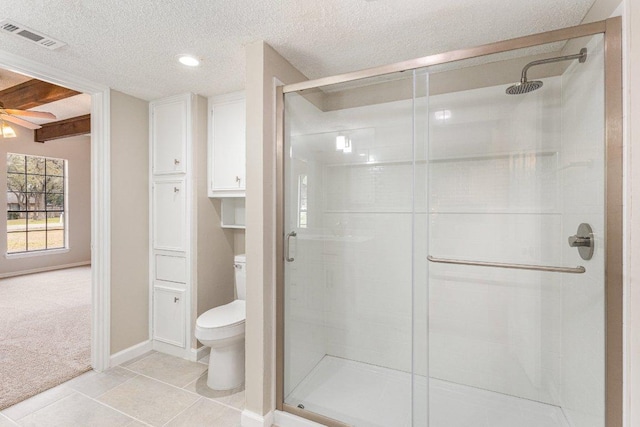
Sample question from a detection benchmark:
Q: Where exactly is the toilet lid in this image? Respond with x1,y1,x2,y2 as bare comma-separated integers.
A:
197,300,245,329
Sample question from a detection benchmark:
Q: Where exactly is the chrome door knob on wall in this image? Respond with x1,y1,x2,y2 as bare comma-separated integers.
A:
568,223,594,260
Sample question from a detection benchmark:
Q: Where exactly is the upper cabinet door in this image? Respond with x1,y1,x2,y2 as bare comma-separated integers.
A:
209,95,246,196
152,96,189,175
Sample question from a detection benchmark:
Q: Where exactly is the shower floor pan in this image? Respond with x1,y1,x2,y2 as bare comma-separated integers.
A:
286,356,570,427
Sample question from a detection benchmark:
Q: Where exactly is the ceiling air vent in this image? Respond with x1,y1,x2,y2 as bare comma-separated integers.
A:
0,19,66,50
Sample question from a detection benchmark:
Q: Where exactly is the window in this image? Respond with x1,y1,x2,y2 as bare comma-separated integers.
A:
7,154,66,253
298,174,308,228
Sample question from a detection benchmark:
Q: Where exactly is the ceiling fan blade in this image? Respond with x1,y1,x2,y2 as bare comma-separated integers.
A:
3,109,57,120
1,114,42,130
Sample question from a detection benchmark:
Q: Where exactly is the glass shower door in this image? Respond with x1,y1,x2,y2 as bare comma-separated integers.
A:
426,34,606,427
282,70,428,426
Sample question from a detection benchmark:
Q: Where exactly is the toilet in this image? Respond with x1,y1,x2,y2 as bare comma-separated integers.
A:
195,254,246,390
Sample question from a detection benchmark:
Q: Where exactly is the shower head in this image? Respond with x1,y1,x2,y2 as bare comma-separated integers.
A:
506,47,587,95
506,80,544,95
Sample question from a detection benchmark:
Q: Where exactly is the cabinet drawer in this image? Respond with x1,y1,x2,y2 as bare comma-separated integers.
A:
153,287,185,347
155,255,186,283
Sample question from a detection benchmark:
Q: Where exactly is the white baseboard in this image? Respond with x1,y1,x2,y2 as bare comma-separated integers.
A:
241,409,275,427
0,261,91,279
109,340,153,367
152,340,193,359
274,410,326,427
190,345,210,362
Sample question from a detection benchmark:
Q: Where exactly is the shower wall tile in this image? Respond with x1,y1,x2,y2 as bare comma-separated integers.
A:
426,76,565,406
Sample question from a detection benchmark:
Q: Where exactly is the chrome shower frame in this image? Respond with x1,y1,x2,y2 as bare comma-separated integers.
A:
275,17,622,427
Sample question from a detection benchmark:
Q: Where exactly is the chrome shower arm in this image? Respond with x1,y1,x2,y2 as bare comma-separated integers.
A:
520,48,587,83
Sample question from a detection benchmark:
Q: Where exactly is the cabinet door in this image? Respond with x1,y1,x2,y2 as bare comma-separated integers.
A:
153,179,186,251
152,98,188,175
153,286,185,347
211,98,246,191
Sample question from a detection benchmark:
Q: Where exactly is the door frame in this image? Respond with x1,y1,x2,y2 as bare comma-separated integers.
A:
0,50,112,371
275,17,623,427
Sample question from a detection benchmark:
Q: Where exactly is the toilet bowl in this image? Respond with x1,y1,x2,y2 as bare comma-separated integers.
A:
195,254,246,390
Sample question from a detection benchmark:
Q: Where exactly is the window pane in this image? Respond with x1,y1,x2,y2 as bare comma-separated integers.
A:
26,156,45,174
46,159,64,176
7,231,26,253
27,175,45,193
7,172,25,192
27,193,45,212
6,192,26,211
27,231,46,251
26,215,46,231
7,212,26,229
46,176,64,194
7,154,25,173
46,193,64,210
47,227,64,249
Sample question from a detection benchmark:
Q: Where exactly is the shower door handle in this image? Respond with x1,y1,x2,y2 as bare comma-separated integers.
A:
286,231,297,262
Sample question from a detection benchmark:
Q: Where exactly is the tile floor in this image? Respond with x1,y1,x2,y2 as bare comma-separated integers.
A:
0,351,244,427
286,356,571,427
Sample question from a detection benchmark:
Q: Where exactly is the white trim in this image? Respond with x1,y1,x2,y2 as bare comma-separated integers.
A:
241,409,275,427
109,340,153,367
191,345,210,362
0,261,90,279
152,339,192,359
0,49,112,373
274,410,326,427
6,248,70,259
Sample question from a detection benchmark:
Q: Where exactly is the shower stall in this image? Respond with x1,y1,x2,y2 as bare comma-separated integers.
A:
276,18,622,427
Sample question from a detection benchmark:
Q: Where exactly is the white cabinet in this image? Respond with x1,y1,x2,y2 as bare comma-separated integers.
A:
149,93,204,358
153,286,185,347
152,178,186,252
152,98,188,175
208,92,246,197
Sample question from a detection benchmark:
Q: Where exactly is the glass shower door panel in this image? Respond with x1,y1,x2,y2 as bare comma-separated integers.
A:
426,34,605,427
283,71,423,426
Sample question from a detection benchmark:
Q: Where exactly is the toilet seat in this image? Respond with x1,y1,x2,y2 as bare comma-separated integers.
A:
195,300,245,341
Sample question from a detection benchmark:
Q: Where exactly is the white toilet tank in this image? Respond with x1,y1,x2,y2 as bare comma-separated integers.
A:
234,254,246,300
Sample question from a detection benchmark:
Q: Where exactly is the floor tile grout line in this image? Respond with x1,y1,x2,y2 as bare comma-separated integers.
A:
180,375,245,412
120,365,244,413
3,386,75,422
160,396,204,427
72,388,154,427
0,413,19,426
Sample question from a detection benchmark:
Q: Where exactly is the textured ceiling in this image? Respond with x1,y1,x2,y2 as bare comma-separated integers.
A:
0,0,596,101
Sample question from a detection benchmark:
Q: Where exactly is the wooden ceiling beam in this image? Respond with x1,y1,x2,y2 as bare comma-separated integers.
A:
34,114,90,143
0,79,81,110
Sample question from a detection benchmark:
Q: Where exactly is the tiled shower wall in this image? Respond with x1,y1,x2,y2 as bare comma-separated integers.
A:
426,77,565,405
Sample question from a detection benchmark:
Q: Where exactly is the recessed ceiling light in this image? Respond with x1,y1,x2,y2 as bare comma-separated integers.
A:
178,55,200,67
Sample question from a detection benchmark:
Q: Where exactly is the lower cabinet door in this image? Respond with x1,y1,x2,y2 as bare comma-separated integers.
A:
153,287,185,347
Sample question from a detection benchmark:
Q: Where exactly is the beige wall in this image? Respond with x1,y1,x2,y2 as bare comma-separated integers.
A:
245,41,307,417
194,94,236,349
0,129,91,276
109,90,150,354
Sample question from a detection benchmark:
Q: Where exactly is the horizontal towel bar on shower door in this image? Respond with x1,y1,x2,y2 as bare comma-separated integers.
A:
427,256,585,274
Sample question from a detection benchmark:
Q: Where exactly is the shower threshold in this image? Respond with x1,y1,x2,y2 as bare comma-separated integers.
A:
285,356,569,427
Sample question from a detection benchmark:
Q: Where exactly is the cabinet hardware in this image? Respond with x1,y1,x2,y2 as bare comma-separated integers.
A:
174,297,180,303
174,187,180,193
174,159,180,165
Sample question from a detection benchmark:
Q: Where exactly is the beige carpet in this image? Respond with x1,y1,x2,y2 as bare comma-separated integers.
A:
0,266,92,410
